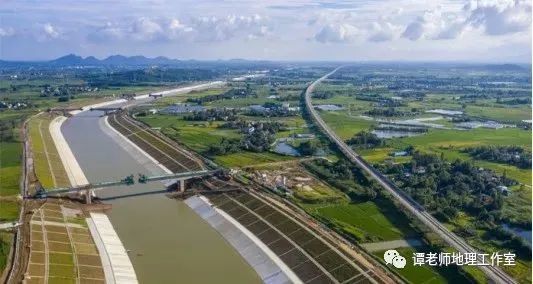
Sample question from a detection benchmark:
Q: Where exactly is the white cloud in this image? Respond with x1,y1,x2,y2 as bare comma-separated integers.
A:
192,14,268,42
166,19,194,40
310,10,403,43
87,22,124,42
466,0,531,35
86,15,267,43
402,20,425,40
0,27,15,37
401,9,454,41
402,0,532,41
367,21,401,42
130,17,164,41
314,23,360,43
43,23,60,39
435,21,466,39
0,0,530,62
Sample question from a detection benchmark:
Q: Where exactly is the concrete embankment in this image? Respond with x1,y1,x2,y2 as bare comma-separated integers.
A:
185,195,302,284
49,115,138,283
69,80,226,115
102,116,173,175
87,212,138,283
49,116,89,186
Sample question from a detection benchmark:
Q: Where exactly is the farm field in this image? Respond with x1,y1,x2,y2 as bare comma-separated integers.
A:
26,202,105,284
0,200,20,223
0,80,164,106
0,111,28,273
303,201,418,242
0,232,14,273
319,112,375,140
138,116,240,152
136,114,298,168
0,142,21,196
388,127,531,184
464,105,531,123
345,126,533,187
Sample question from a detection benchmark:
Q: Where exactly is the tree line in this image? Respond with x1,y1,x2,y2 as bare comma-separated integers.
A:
207,121,284,155
463,145,531,169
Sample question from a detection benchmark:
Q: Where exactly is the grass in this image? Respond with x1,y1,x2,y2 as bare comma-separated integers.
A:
0,142,21,196
0,112,24,198
48,263,76,278
465,105,531,123
318,111,375,139
293,183,346,203
207,96,272,108
49,253,74,266
138,115,239,151
397,128,530,150
214,151,293,168
66,217,87,228
303,198,418,242
152,88,229,106
0,200,20,222
165,123,240,152
28,115,70,189
0,232,14,273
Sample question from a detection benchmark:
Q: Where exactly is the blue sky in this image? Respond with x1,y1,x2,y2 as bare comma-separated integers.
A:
0,0,531,62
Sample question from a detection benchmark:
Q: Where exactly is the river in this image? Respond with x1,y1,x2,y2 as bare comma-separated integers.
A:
61,109,260,283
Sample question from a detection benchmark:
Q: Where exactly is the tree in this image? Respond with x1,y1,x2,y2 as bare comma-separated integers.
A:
298,140,320,156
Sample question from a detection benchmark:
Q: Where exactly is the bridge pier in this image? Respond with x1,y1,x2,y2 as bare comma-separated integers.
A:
178,179,185,192
85,189,93,204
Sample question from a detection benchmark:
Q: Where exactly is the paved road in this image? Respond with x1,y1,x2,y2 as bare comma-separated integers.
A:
304,67,516,284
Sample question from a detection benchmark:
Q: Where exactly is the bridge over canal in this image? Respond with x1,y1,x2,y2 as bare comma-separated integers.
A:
33,170,221,203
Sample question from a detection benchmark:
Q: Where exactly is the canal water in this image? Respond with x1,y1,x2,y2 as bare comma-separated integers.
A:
61,110,260,283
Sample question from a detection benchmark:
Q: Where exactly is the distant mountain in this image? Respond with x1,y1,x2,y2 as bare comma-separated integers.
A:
51,54,86,65
49,54,181,66
481,64,528,71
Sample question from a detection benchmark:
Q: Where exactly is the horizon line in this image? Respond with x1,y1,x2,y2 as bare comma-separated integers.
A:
1,53,531,65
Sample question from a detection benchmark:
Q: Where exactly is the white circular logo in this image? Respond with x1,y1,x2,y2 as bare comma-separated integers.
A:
384,249,406,269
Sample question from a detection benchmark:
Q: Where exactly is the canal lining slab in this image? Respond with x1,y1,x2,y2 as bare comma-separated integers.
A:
86,213,138,284
185,195,301,284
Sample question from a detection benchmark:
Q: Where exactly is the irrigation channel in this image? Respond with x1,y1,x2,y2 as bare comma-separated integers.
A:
61,103,261,283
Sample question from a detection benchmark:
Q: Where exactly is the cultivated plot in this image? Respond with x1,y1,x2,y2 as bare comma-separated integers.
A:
25,202,105,284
